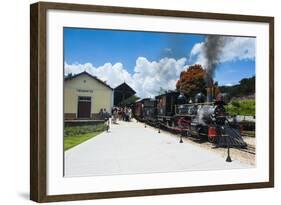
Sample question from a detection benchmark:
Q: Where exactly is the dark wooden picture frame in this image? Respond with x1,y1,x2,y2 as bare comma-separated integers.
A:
30,1,274,202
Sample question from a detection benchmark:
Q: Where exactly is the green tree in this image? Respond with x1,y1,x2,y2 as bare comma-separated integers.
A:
219,76,255,98
120,95,140,106
158,87,166,95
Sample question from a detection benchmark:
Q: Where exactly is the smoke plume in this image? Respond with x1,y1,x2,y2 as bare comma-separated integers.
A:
203,36,226,86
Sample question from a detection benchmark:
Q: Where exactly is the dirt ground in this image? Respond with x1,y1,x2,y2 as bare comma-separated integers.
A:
150,124,256,166
179,135,256,166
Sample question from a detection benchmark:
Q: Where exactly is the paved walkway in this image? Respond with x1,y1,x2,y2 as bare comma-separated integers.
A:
64,120,253,177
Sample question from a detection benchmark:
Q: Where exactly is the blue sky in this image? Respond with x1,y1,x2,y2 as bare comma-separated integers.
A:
64,27,255,97
64,28,205,72
215,60,255,85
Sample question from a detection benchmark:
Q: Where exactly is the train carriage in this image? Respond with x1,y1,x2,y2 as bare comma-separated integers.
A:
133,99,145,121
143,98,157,123
155,91,180,125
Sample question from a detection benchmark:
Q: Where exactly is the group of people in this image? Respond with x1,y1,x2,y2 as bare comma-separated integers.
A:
98,107,133,132
111,106,132,124
98,108,111,120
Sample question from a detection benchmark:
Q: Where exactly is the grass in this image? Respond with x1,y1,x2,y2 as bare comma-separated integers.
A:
64,124,107,151
225,99,255,116
242,130,256,138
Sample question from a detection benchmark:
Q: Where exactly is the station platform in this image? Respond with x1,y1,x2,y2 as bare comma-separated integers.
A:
64,119,253,177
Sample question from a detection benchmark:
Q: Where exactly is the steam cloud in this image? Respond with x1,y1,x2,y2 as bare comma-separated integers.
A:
203,36,226,86
191,35,255,86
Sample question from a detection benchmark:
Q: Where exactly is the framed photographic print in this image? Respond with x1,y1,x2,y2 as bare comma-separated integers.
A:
30,1,274,202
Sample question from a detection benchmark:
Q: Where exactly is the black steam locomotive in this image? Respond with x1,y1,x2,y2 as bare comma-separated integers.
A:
133,89,247,148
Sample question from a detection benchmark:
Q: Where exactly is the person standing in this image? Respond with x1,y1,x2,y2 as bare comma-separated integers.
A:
103,108,110,132
128,107,132,121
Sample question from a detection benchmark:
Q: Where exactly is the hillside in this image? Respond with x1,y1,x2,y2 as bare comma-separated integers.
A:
219,76,255,99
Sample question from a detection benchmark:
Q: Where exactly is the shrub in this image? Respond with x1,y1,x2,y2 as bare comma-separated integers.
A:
64,123,107,137
226,99,255,116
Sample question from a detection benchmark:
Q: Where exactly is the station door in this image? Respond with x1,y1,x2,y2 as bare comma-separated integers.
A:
77,96,91,118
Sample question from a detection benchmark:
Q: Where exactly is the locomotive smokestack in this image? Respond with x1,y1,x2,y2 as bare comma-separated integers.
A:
206,81,214,102
206,87,211,102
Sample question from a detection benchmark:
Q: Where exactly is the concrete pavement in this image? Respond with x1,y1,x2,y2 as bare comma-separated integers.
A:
64,119,253,177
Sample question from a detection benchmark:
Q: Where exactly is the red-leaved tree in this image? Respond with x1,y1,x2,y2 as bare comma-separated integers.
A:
176,64,207,97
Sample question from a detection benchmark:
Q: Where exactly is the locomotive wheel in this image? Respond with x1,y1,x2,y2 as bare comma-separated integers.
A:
208,136,216,143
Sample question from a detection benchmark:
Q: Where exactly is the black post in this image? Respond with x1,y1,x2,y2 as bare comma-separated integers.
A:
226,145,232,162
158,122,161,133
179,131,183,143
106,119,110,133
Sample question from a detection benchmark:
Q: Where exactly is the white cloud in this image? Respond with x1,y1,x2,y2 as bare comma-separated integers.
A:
164,47,172,53
65,62,133,88
190,42,204,56
132,57,187,98
221,37,255,62
190,37,256,67
65,57,188,98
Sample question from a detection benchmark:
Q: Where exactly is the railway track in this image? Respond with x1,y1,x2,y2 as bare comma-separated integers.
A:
236,144,255,155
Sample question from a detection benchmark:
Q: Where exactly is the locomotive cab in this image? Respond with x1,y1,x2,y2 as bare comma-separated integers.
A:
215,93,230,105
